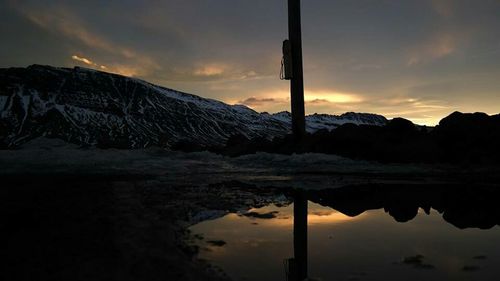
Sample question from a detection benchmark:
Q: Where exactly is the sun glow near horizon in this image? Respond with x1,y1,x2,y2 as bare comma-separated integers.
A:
226,88,452,126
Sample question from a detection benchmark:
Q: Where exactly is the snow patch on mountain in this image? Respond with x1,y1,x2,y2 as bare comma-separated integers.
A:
0,65,387,149
268,111,387,133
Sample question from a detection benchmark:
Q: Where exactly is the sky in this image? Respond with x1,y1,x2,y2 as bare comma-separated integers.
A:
1,0,499,125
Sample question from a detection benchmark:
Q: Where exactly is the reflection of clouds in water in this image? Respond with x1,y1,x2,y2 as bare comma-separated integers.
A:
308,211,363,225
311,210,334,216
241,202,364,228
241,239,270,248
191,199,500,281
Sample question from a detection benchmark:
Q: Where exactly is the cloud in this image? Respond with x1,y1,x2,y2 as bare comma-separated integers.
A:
234,88,368,117
375,96,449,110
71,55,107,69
307,99,331,105
193,64,226,77
71,55,93,66
360,95,452,125
71,54,155,77
350,64,383,71
13,3,159,77
238,97,288,107
24,9,127,56
238,88,364,108
305,90,365,104
3,0,498,126
157,62,267,83
407,33,457,66
236,89,451,125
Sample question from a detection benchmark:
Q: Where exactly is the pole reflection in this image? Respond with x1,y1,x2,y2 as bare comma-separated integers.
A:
286,190,308,281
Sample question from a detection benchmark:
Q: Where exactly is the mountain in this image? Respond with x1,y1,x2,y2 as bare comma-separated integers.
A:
268,111,387,132
0,65,387,148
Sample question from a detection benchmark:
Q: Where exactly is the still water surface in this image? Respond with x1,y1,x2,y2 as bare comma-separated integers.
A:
191,198,500,281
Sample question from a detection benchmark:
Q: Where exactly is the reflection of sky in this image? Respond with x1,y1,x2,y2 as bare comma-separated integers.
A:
2,1,500,125
190,202,500,281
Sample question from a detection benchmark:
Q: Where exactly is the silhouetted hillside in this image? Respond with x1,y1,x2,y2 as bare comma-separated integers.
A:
215,112,500,164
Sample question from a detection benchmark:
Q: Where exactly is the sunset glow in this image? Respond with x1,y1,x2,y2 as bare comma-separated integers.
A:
2,0,499,125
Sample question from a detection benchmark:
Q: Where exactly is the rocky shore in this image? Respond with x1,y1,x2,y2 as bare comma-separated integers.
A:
3,173,287,281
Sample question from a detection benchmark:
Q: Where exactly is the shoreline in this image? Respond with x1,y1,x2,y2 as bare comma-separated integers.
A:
3,174,286,281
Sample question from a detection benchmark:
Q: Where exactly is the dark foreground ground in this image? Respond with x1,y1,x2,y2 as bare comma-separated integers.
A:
3,174,285,281
2,144,500,281
3,170,500,281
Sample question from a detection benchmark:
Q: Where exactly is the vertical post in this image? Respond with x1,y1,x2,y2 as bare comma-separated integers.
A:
288,0,306,139
294,190,308,280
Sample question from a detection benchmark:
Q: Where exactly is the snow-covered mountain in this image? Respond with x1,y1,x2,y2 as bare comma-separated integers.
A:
269,111,387,132
0,65,387,148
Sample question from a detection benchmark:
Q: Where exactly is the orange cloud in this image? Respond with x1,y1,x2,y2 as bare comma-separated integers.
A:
71,55,109,70
13,4,159,78
234,89,366,117
71,55,145,77
305,90,364,104
238,97,288,107
194,64,226,77
71,55,94,66
238,89,364,106
165,63,263,82
233,87,451,126
240,203,365,228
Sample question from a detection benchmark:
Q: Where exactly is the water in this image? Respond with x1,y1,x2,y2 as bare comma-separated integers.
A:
190,185,500,281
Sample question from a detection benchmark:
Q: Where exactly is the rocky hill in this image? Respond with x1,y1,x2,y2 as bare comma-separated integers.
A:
0,65,387,148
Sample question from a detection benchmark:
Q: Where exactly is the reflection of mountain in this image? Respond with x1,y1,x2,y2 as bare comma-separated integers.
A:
305,184,500,229
0,65,386,148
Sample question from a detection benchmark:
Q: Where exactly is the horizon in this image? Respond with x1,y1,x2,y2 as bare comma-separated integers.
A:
2,0,500,125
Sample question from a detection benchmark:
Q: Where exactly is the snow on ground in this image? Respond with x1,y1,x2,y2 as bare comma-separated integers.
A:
0,137,454,189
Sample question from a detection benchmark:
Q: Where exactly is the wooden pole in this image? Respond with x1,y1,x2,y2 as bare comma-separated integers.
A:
288,0,306,139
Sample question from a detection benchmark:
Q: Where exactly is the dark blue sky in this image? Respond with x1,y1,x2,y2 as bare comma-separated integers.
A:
1,0,499,124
